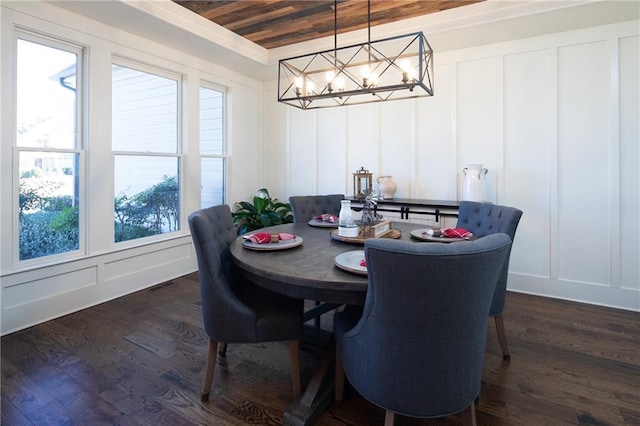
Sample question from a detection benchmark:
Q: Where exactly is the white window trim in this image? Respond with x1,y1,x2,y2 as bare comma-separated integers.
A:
12,30,87,269
199,79,228,206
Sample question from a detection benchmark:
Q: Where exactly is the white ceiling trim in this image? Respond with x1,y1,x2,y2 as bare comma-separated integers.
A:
50,0,639,81
123,0,269,64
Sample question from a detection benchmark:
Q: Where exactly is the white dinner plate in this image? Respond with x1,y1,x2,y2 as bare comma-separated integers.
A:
241,236,304,251
410,229,467,243
308,218,339,228
334,250,367,275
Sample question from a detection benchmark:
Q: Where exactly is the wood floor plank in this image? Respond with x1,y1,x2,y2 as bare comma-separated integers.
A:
0,397,33,426
2,272,638,425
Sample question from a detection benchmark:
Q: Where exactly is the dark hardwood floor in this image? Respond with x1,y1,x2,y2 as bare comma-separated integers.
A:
2,272,639,425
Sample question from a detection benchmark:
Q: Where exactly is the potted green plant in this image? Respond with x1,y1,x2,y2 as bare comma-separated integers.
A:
231,188,293,235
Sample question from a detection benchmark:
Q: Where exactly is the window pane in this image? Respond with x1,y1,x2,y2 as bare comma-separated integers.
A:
16,40,77,149
112,65,178,153
114,156,180,242
201,158,225,208
199,86,223,155
19,152,80,260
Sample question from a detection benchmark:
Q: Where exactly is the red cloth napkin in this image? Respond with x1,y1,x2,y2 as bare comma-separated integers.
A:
313,213,339,223
442,228,473,239
243,232,296,244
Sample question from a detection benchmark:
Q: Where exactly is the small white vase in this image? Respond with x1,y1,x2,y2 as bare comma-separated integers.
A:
377,176,397,200
338,199,358,237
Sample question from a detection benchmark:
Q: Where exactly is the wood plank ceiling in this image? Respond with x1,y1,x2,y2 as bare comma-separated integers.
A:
172,0,483,49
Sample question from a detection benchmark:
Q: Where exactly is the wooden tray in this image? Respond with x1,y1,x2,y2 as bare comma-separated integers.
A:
330,228,401,244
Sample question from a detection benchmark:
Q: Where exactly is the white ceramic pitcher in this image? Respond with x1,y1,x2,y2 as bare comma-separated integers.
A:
462,164,488,202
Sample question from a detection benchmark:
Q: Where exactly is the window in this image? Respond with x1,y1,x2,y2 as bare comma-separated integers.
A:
199,83,226,208
112,62,181,243
15,35,83,261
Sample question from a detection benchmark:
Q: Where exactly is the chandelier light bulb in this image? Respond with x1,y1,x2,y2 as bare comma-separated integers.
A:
360,65,371,78
335,76,345,91
306,80,315,94
325,70,335,82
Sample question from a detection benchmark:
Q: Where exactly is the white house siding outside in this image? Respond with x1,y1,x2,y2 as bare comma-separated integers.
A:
112,63,179,198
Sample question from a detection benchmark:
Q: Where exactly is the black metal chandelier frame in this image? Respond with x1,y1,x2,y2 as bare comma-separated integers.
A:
277,0,434,110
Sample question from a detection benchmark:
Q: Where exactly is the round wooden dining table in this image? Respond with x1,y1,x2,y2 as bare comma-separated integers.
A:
230,221,426,306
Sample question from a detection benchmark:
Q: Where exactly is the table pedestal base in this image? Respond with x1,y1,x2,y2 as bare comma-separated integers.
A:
284,338,336,426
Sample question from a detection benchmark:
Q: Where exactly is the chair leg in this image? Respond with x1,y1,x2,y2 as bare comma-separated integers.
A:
461,404,477,426
384,410,395,426
218,342,227,357
494,314,510,361
335,348,345,401
201,339,218,402
314,300,321,328
289,340,301,399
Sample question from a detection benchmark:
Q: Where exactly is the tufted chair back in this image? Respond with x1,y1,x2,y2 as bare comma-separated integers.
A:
334,234,513,424
188,204,256,342
289,194,345,223
188,204,302,343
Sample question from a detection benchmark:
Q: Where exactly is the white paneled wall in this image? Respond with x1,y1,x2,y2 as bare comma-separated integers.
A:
263,21,640,311
317,108,347,195
457,57,499,203
619,35,640,293
503,49,551,278
558,40,611,286
228,84,263,199
379,100,414,199
416,63,456,201
288,108,318,196
346,104,381,188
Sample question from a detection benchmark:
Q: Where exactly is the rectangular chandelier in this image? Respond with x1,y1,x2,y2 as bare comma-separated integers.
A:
277,31,433,110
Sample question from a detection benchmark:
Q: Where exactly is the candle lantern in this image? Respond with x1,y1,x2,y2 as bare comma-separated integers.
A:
352,166,373,198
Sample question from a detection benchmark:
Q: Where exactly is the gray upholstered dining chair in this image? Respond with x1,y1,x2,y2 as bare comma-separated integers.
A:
188,204,304,402
334,234,512,426
289,193,345,327
288,194,345,223
456,201,523,360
